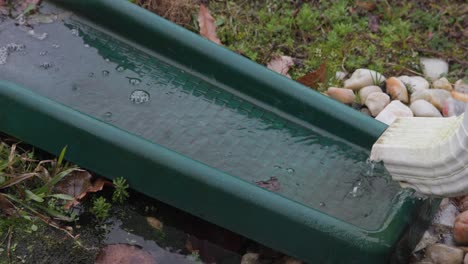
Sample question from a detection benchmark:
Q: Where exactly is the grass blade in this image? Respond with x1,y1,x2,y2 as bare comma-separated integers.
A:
25,190,44,203
47,193,74,201
0,173,38,189
57,146,67,167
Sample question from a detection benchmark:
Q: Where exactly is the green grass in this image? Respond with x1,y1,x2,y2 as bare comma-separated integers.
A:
90,196,111,220
0,142,78,222
112,177,129,204
0,140,80,261
139,0,467,88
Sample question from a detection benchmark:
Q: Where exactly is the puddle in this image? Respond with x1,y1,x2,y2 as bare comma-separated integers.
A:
91,191,246,264
102,217,196,263
11,189,267,264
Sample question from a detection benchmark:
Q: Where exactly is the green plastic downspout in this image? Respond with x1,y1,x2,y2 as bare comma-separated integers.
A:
0,0,438,261
0,80,415,263
50,0,387,150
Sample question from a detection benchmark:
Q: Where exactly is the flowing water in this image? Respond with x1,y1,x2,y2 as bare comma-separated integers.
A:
0,3,403,230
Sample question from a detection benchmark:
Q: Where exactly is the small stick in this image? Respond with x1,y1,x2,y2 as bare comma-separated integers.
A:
6,226,12,264
384,62,423,76
0,231,8,246
341,56,347,73
34,213,78,240
262,42,278,65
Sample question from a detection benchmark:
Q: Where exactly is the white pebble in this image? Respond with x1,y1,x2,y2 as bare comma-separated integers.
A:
344,68,385,91
420,57,449,81
397,75,429,93
375,100,413,125
410,100,442,117
432,77,452,91
365,92,390,116
359,85,382,103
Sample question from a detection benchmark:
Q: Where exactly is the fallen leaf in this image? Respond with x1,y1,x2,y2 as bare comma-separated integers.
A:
95,244,155,264
356,1,376,11
146,216,163,231
54,170,111,209
198,4,222,45
267,56,295,78
0,194,16,216
0,0,5,6
255,177,280,192
296,62,327,88
368,14,379,33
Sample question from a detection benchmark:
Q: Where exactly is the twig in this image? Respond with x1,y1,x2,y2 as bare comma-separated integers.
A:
7,226,12,264
341,56,347,73
262,42,278,64
0,227,11,261
7,143,17,172
0,231,9,246
4,194,78,239
0,173,39,189
384,62,424,76
34,212,78,240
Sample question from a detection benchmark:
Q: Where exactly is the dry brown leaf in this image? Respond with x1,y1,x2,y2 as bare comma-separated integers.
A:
255,177,280,192
296,62,327,89
267,56,295,78
0,194,16,216
95,244,155,264
198,4,221,45
54,170,111,209
82,178,108,196
356,1,376,11
146,216,163,231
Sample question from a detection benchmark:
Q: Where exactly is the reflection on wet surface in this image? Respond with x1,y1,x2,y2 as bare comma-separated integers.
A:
0,2,402,230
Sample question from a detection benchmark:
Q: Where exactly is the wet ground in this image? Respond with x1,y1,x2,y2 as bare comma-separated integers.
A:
10,189,289,264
